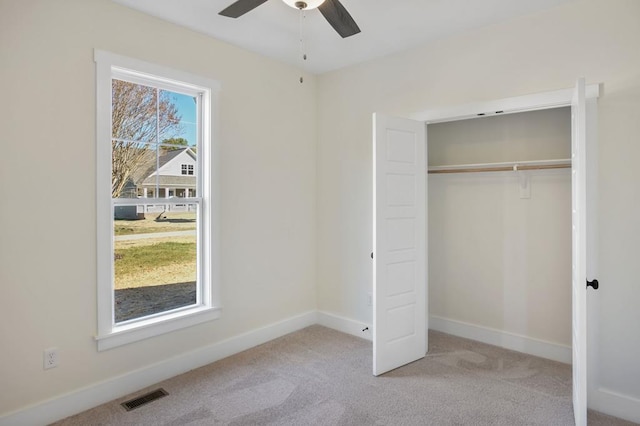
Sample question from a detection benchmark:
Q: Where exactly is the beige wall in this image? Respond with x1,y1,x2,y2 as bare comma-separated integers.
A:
0,0,316,415
316,0,640,416
427,108,572,166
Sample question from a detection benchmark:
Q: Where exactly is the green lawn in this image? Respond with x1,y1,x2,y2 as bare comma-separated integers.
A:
114,240,196,289
115,241,195,270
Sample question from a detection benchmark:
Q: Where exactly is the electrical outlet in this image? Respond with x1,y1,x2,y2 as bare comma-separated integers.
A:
44,347,58,370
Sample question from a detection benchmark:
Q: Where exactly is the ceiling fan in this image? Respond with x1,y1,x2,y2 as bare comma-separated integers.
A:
219,0,361,38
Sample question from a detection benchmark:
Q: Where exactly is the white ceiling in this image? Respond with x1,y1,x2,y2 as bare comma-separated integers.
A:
112,0,574,74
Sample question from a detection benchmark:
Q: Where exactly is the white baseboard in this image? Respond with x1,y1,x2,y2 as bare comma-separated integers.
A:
589,386,640,424
317,310,372,341
429,315,572,364
0,310,317,426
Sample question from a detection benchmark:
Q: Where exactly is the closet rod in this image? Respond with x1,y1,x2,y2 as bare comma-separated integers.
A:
428,159,571,174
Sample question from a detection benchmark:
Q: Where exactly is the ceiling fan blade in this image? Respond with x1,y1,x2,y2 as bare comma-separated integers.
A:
219,0,270,18
318,0,361,38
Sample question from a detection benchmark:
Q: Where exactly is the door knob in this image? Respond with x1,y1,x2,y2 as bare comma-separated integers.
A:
587,279,599,290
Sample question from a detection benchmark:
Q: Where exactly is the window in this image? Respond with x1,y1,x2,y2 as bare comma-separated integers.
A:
95,50,221,350
181,164,194,175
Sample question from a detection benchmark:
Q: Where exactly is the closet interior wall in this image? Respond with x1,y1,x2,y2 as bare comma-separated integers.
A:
427,107,573,353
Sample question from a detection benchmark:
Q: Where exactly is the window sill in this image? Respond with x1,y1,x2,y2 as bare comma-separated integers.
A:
96,305,222,351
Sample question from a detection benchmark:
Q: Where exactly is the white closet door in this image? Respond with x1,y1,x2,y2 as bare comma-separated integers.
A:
373,113,426,376
571,78,587,426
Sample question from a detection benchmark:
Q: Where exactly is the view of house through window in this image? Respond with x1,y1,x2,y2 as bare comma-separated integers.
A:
111,78,200,323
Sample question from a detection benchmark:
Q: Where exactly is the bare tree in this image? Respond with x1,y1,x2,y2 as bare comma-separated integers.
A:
111,80,183,198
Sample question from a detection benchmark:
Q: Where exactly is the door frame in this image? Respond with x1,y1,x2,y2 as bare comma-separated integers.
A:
410,85,599,123
409,83,599,425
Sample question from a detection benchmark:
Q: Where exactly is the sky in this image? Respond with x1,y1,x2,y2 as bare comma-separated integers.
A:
168,91,197,146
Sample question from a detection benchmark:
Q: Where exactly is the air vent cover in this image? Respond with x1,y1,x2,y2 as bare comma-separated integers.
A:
121,388,168,411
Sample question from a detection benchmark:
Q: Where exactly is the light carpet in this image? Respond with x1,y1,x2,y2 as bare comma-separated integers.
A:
53,326,636,425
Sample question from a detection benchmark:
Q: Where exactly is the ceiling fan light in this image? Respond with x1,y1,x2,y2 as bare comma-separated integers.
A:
282,0,326,10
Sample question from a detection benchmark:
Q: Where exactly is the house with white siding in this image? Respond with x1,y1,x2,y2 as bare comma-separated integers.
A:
138,147,197,199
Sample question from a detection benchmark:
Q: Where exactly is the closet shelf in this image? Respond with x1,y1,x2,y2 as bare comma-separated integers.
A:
428,158,572,174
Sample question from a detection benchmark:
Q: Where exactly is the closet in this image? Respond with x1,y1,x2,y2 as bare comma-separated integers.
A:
427,107,573,361
373,81,595,424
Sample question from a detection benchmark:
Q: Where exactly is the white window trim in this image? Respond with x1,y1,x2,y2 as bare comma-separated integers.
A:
94,49,222,351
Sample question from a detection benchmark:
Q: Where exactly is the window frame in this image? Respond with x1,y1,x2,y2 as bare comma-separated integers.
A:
94,50,221,351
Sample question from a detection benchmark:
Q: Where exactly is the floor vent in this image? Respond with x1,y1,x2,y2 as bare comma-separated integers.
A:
121,388,168,411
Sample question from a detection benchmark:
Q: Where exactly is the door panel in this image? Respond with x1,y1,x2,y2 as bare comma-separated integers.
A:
571,78,587,426
373,113,426,376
